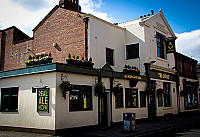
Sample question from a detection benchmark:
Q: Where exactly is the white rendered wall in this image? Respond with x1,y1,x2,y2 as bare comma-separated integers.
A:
153,79,178,116
143,15,176,70
112,78,147,122
0,72,56,130
119,20,146,75
55,72,98,129
88,17,125,72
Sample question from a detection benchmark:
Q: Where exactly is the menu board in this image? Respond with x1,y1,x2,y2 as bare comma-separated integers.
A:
140,91,146,108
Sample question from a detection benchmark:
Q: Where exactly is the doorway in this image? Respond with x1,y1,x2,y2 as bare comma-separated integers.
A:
148,81,156,118
99,92,108,126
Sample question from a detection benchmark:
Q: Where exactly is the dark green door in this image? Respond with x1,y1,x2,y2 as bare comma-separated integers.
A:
148,81,156,118
148,92,156,118
99,92,108,126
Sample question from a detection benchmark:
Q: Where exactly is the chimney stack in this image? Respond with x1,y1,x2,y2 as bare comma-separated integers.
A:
151,10,154,16
59,0,81,12
144,15,147,17
140,16,143,19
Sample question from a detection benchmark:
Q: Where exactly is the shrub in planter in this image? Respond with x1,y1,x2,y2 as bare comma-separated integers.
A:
95,82,105,97
123,64,140,75
59,81,71,99
113,83,123,96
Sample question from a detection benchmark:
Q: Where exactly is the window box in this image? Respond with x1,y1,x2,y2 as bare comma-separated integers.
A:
25,54,53,67
123,65,140,75
65,58,94,68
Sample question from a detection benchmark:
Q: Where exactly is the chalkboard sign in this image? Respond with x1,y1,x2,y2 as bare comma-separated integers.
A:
140,91,146,108
37,88,49,112
116,91,123,108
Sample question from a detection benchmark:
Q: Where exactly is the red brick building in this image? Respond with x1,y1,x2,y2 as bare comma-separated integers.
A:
0,0,86,71
175,52,199,110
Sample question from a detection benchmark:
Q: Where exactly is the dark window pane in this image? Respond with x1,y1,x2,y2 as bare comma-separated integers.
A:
69,85,92,111
164,83,171,107
156,32,165,59
106,48,114,66
1,87,18,112
125,89,138,108
126,43,139,59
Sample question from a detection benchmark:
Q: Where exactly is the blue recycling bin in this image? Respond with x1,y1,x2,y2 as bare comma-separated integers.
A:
123,112,136,132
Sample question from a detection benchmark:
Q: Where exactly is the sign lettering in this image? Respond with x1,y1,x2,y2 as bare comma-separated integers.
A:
37,89,49,112
158,73,169,79
124,75,141,80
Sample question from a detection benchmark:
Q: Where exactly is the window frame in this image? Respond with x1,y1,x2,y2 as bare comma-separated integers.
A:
69,85,93,112
106,48,114,66
1,87,19,112
156,32,166,59
125,88,138,108
126,43,139,60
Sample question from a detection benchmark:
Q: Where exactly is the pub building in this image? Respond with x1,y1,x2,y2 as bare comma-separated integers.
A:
0,0,198,135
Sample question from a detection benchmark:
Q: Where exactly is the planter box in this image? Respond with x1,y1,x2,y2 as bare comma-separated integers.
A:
66,59,94,68
123,69,140,75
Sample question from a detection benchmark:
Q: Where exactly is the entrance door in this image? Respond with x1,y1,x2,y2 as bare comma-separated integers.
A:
148,92,156,118
99,92,108,126
148,82,156,118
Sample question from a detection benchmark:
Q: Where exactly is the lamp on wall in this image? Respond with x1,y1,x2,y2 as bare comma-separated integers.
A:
27,48,36,56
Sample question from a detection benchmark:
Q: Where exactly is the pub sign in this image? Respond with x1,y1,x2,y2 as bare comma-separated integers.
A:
166,39,175,53
37,88,49,112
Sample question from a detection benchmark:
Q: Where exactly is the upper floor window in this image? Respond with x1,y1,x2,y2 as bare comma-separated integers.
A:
126,43,139,59
106,48,114,66
156,32,166,59
181,61,184,73
1,87,18,112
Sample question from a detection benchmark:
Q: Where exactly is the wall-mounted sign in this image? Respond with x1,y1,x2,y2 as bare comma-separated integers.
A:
124,75,141,80
37,88,49,112
166,40,175,53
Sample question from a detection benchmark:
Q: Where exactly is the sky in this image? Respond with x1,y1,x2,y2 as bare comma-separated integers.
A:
0,0,199,62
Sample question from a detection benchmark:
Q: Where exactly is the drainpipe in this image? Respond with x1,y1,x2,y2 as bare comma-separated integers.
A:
110,72,113,126
83,17,88,59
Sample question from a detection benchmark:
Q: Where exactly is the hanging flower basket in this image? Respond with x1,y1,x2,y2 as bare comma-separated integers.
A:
113,83,123,96
157,88,164,96
180,90,186,97
59,81,71,99
145,85,154,95
95,82,105,98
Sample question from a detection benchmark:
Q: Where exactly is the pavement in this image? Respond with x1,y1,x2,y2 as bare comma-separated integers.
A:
79,111,200,137
0,111,200,137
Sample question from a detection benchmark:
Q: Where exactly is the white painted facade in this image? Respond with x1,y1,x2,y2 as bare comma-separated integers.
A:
0,72,56,130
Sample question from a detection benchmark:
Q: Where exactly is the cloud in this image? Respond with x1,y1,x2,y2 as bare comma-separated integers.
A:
9,0,51,11
80,0,114,22
175,29,200,63
0,0,113,37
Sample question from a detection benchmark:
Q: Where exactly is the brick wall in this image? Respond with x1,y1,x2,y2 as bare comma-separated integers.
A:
175,52,197,79
1,6,86,71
